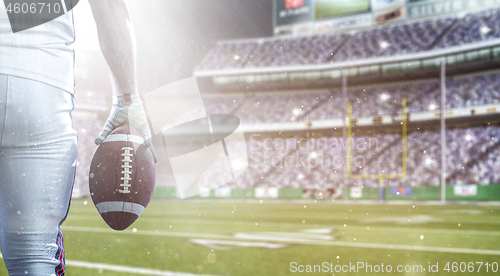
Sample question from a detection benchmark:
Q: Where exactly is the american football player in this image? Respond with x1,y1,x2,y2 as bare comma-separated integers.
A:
0,0,156,275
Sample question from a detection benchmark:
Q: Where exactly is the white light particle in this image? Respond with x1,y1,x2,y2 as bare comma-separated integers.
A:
380,41,390,49
380,93,390,101
480,25,491,35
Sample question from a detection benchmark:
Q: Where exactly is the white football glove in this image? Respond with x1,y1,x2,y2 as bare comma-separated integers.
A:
95,94,158,163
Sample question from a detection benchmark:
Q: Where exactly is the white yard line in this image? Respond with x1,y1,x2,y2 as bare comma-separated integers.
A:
313,240,500,256
61,226,500,256
190,239,288,250
62,225,230,239
64,216,500,236
65,260,215,276
0,254,215,276
342,225,500,236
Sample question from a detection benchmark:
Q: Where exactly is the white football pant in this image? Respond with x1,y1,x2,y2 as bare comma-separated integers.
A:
0,74,77,276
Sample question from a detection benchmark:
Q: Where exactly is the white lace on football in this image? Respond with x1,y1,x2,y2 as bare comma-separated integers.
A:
119,147,134,194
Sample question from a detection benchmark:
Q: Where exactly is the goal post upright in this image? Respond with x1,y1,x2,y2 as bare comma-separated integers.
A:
440,59,447,203
342,70,348,200
347,97,408,202
402,97,407,179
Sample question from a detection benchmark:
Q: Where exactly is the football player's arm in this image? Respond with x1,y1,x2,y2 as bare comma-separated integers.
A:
88,0,137,95
89,0,158,162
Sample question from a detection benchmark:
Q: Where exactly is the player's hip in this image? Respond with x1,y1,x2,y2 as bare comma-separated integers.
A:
0,74,76,149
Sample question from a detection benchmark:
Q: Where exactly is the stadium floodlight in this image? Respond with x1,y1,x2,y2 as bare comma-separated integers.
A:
347,98,408,202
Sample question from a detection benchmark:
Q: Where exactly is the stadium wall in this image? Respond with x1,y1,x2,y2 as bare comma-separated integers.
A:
152,185,500,201
348,185,500,201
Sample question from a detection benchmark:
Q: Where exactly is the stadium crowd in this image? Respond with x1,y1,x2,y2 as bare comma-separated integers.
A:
193,7,500,190
72,82,500,193
70,7,500,195
207,126,500,190
197,8,500,70
202,72,500,124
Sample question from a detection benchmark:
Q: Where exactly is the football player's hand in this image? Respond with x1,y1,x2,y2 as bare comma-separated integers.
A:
95,94,158,163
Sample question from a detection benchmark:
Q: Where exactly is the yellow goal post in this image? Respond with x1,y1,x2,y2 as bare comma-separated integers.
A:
347,97,408,194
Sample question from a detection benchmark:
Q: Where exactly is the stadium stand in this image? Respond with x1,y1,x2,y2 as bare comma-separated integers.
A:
182,5,500,192
334,17,456,61
198,42,257,70
246,33,350,67
202,72,500,124
196,8,500,70
197,66,500,189
436,8,500,48
70,7,500,196
206,126,499,190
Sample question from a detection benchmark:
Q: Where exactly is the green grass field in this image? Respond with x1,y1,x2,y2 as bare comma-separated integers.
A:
315,0,370,19
1,199,500,275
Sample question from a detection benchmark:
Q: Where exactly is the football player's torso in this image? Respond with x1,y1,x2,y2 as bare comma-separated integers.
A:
0,1,76,93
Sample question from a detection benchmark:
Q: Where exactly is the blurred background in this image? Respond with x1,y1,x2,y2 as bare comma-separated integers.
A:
72,0,500,200
61,0,500,275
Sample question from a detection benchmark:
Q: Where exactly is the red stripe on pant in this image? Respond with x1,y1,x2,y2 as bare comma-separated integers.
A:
57,229,65,276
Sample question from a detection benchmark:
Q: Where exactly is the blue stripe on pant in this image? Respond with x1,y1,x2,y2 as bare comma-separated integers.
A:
0,74,77,276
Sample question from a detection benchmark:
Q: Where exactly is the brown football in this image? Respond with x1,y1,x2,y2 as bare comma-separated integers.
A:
89,125,155,230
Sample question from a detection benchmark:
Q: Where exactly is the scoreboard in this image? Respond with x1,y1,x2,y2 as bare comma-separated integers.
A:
273,0,499,36
274,0,398,36
315,0,371,20
274,0,314,27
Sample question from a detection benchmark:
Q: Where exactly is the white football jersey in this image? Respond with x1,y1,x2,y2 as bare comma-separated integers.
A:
0,1,75,93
